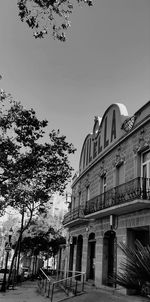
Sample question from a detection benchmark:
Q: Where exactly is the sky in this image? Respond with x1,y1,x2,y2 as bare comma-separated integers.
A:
0,0,150,178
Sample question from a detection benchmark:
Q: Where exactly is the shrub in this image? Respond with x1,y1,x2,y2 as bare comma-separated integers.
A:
113,240,150,296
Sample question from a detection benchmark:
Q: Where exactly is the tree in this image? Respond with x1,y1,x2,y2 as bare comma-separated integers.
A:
0,88,76,284
0,89,76,211
17,0,93,41
14,214,66,277
19,222,65,258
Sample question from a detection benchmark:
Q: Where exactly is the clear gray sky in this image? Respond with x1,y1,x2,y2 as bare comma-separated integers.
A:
0,0,150,175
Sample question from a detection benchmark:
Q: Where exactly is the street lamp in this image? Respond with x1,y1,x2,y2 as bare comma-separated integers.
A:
8,227,13,242
0,227,13,292
65,192,72,204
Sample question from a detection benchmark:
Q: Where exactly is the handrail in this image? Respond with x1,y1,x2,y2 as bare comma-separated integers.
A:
40,268,51,281
54,273,84,284
63,206,84,222
58,269,85,275
38,269,85,302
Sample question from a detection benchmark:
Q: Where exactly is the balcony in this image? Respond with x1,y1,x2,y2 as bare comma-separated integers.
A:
63,206,86,227
84,177,150,218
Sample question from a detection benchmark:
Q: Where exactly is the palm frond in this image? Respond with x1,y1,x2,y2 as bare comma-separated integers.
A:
113,240,150,295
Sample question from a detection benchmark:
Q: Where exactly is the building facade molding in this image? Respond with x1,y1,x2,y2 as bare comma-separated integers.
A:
133,128,150,154
113,146,126,168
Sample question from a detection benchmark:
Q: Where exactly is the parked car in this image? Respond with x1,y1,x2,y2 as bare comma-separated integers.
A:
0,268,9,282
21,267,31,279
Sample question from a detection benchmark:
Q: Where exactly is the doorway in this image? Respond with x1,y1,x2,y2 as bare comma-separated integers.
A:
68,237,76,276
102,230,117,287
127,227,150,248
87,233,96,282
76,235,83,272
76,235,83,280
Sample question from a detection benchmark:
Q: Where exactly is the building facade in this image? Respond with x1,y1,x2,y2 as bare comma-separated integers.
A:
63,101,150,290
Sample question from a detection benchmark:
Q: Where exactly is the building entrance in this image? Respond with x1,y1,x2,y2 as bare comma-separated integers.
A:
76,235,83,280
87,233,96,282
102,230,117,287
69,237,76,276
127,226,150,248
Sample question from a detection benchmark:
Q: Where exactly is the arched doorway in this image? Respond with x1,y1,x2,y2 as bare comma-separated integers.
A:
87,233,96,282
58,247,62,273
102,230,117,287
76,235,83,272
68,237,76,276
76,235,83,280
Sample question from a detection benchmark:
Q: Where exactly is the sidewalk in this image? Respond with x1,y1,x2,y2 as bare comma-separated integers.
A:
0,279,150,302
75,284,150,302
0,280,46,302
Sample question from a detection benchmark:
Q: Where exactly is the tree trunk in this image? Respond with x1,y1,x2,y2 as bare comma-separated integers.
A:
16,208,24,278
7,236,20,288
7,207,33,288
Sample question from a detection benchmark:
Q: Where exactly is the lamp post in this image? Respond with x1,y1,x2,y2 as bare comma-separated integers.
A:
65,192,72,210
0,227,13,292
65,192,72,204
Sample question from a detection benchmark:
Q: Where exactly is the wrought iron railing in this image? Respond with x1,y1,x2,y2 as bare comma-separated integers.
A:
63,206,84,225
84,177,150,215
38,268,85,302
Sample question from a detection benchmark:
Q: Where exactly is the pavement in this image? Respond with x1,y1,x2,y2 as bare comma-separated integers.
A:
0,280,46,302
0,279,150,302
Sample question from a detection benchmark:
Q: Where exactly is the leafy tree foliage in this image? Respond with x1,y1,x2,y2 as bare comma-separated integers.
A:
19,229,65,257
17,0,93,41
12,213,65,270
0,89,76,216
20,236,50,255
0,88,75,283
20,208,66,256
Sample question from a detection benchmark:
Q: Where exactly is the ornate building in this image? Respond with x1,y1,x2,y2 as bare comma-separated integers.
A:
63,101,150,291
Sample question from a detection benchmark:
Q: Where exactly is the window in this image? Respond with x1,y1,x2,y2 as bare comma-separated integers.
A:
141,150,150,197
142,149,150,173
79,192,81,207
86,186,90,201
116,164,124,186
141,150,150,178
103,176,107,193
100,175,107,194
100,175,107,205
72,197,76,210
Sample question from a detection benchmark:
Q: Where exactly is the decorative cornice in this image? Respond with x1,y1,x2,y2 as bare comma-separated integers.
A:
98,160,107,177
112,146,125,168
99,168,107,177
133,128,150,154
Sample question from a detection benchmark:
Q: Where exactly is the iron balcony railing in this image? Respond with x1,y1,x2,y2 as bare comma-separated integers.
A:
84,177,150,215
63,206,84,225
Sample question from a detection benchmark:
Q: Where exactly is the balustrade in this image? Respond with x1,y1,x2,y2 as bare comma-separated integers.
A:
63,178,150,223
84,177,150,215
63,206,84,225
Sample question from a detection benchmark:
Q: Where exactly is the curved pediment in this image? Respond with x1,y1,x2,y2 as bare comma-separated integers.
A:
79,103,128,174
